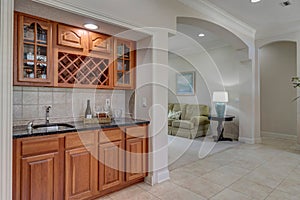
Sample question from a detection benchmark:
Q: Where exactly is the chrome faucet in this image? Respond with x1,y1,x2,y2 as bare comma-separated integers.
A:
27,120,34,132
45,106,51,124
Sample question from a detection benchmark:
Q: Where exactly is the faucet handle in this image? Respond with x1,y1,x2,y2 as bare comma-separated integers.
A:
45,105,52,111
27,120,34,130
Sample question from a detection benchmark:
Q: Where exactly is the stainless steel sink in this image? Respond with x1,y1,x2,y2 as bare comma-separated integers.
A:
32,123,75,131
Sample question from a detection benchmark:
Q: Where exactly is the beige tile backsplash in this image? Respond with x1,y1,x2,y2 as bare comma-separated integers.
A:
13,86,127,126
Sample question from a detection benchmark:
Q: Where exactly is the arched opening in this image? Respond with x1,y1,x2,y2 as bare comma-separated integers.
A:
167,17,251,169
260,41,297,141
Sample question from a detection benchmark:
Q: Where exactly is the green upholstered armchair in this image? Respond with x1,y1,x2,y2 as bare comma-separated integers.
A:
168,103,210,139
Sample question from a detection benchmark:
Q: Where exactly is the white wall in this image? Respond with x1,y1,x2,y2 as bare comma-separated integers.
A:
168,46,240,116
260,42,297,136
168,54,210,105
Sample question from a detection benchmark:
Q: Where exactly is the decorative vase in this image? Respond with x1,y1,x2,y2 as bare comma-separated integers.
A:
215,102,226,117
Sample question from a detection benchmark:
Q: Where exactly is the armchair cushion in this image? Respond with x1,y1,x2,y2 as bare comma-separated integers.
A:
191,116,210,125
172,120,194,130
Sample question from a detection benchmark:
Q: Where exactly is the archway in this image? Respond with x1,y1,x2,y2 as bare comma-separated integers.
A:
259,41,297,141
167,17,253,169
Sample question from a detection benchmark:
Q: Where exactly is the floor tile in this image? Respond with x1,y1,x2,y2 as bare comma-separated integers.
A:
178,159,223,176
178,176,224,199
265,190,300,200
276,173,300,196
109,185,155,200
201,166,250,187
210,188,251,200
229,178,273,200
138,181,180,197
159,186,206,200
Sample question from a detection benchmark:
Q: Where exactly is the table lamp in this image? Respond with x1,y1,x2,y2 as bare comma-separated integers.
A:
212,91,228,117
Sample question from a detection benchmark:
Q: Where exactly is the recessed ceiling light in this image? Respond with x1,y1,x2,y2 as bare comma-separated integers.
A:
84,23,98,30
250,0,261,3
198,33,205,37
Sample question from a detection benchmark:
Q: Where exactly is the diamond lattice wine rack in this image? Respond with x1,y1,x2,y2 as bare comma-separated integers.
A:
57,52,112,88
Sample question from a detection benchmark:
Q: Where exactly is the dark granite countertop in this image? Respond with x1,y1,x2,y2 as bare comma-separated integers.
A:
13,118,150,139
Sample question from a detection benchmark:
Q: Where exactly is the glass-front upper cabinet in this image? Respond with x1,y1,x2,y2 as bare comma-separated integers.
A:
114,38,135,89
16,14,52,85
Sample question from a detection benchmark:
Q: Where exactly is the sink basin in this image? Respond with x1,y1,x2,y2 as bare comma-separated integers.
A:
32,123,75,131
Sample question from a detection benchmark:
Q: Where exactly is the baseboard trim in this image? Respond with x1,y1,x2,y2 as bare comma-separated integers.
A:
239,136,262,144
261,131,297,140
144,167,170,185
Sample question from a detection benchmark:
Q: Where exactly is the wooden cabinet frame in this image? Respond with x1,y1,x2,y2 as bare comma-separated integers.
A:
113,38,136,89
13,126,148,200
14,12,53,86
14,12,136,90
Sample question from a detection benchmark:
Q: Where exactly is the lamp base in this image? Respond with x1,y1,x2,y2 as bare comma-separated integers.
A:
215,103,226,117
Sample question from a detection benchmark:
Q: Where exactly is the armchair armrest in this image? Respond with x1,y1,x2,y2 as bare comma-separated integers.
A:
191,116,210,126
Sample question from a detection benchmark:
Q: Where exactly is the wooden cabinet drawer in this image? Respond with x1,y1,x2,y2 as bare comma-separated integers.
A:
65,131,97,149
99,129,122,144
126,126,147,139
21,137,59,156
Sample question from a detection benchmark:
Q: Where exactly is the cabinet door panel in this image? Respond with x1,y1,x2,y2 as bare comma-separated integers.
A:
21,152,59,200
113,38,135,89
58,24,86,49
126,138,146,181
99,141,123,191
89,32,111,53
65,147,97,200
15,14,52,86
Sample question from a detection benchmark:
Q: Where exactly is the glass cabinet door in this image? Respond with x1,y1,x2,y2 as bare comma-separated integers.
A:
19,16,51,82
114,39,134,88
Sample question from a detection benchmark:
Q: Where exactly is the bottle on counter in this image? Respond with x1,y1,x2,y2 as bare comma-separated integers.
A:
85,99,92,119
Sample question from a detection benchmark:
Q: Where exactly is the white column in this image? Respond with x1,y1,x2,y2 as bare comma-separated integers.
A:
0,0,14,199
145,29,170,185
253,45,262,143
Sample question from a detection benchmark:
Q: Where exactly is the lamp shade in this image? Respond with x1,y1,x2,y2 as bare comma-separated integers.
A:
212,91,228,102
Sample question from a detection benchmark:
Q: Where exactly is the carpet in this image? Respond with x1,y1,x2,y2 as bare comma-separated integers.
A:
168,135,240,170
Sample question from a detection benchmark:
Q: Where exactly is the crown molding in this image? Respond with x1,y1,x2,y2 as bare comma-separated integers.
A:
178,0,256,40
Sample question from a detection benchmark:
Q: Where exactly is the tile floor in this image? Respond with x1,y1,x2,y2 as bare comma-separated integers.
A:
98,137,300,200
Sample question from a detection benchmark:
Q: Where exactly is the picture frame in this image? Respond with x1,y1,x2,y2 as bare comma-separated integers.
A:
176,71,195,95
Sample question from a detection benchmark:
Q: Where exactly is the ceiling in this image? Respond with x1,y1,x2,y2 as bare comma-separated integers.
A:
206,0,300,38
169,23,229,54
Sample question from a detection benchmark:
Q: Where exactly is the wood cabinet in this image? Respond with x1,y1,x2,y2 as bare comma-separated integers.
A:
65,131,98,200
14,13,53,86
89,32,112,53
55,24,114,89
21,152,59,200
114,38,136,89
57,24,87,49
125,126,147,181
65,147,97,199
14,12,136,90
99,141,124,191
13,135,64,200
99,129,124,191
13,125,148,200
